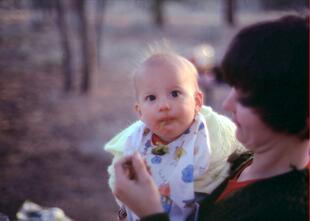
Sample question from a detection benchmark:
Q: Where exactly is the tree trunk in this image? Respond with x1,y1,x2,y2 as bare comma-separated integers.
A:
152,0,165,28
224,0,236,26
55,0,73,92
96,0,105,69
76,0,97,93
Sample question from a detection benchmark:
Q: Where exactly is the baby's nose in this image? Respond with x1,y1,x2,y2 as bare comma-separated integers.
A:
158,98,170,111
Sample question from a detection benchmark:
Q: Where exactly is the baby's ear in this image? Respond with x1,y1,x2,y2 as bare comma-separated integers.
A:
195,91,203,113
135,103,142,118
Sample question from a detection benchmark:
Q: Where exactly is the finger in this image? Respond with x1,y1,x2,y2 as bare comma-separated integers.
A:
115,155,132,167
131,152,153,182
122,160,136,180
114,156,134,198
114,155,132,173
114,155,134,184
143,158,152,175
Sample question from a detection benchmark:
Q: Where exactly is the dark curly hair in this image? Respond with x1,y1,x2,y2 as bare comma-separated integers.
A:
221,15,309,140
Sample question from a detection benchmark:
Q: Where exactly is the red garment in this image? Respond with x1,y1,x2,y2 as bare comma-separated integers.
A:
216,161,255,202
216,177,256,202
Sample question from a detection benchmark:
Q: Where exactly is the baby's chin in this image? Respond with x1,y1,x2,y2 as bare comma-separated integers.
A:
156,131,183,143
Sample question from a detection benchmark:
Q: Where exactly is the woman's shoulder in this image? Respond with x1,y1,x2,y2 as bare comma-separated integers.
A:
197,160,308,221
228,152,308,193
234,159,309,217
247,168,308,220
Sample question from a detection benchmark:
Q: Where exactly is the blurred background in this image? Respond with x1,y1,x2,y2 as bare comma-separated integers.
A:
0,0,307,220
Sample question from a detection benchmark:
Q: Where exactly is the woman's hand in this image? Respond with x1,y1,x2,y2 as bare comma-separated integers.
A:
114,152,164,218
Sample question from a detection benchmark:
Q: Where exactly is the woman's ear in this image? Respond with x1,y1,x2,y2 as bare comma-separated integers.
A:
194,91,203,114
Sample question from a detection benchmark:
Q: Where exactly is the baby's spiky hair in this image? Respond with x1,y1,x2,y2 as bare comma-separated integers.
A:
132,39,175,75
132,40,201,99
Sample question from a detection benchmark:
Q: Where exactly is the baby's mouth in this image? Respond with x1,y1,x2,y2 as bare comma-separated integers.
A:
159,118,174,129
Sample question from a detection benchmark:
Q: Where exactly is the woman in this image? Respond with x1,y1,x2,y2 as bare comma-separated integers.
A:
113,15,309,221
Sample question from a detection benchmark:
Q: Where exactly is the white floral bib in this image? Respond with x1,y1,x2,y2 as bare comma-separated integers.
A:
123,113,211,221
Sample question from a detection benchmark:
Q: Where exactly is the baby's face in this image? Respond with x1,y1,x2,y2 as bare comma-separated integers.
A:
135,60,202,143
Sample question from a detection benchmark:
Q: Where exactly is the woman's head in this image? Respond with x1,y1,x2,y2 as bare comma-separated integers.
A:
221,15,309,141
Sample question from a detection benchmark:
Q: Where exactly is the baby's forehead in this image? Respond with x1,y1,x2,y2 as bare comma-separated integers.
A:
137,53,196,76
143,53,185,68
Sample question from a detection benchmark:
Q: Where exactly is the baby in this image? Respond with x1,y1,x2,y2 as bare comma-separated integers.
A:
105,52,244,221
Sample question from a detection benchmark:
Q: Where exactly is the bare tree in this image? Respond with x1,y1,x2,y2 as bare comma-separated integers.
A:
224,0,236,26
75,0,98,93
55,0,103,94
55,0,73,92
152,0,165,28
96,0,106,69
135,0,166,28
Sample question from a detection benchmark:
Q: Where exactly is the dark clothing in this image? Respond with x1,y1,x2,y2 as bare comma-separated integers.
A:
141,153,309,221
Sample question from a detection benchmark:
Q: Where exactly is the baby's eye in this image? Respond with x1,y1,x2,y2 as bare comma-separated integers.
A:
146,95,156,101
171,90,181,97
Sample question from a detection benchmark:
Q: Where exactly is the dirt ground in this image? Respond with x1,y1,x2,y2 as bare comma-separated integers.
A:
0,2,288,221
